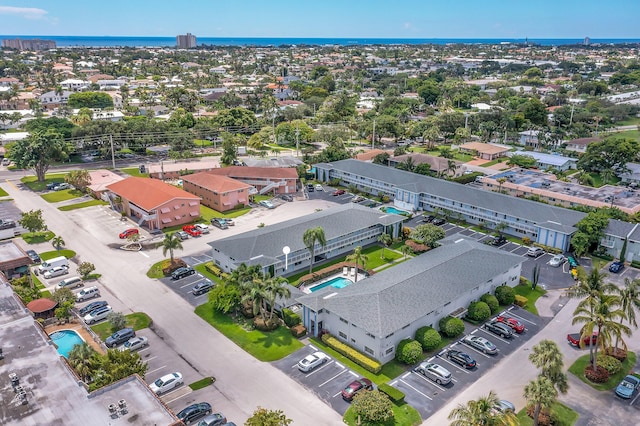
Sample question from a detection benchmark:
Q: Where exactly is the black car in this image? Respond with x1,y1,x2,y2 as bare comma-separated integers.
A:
192,280,214,295
484,321,513,339
446,349,477,369
172,267,196,280
432,218,446,226
26,249,41,263
280,194,293,202
609,261,625,273
177,402,212,425
105,327,136,348
46,182,59,190
307,184,314,192
78,300,108,316
489,235,507,246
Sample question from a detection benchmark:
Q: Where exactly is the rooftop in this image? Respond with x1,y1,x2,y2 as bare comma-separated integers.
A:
106,177,200,211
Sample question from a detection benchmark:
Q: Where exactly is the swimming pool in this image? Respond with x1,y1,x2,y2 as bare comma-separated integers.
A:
49,330,85,358
309,277,353,293
384,206,409,215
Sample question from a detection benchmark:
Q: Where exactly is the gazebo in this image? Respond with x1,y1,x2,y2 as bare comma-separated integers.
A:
26,298,58,319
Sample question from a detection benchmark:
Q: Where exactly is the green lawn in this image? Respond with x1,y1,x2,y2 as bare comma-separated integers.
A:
189,377,215,391
516,402,579,426
200,204,251,221
513,284,546,315
344,402,422,426
41,189,85,203
40,250,76,261
588,172,621,188
90,312,152,340
194,263,222,284
120,167,149,178
147,259,169,279
22,231,55,244
568,351,637,391
0,187,8,197
58,199,108,211
612,129,640,141
194,303,304,361
20,174,67,191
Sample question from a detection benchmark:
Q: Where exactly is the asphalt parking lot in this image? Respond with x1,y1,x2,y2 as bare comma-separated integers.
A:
158,269,213,307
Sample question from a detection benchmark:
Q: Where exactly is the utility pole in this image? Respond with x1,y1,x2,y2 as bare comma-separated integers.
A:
569,103,575,126
371,119,376,150
110,134,115,169
295,125,300,157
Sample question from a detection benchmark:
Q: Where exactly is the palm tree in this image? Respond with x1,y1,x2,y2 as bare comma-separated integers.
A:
241,275,269,319
497,177,507,193
346,246,368,282
377,233,392,258
446,159,458,177
68,343,97,382
566,268,616,305
614,278,640,352
161,232,183,264
524,377,557,426
448,390,517,426
51,235,65,253
303,227,326,274
528,340,568,394
263,275,291,322
400,244,413,260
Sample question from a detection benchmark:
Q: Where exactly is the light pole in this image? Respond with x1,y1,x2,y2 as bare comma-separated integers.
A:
282,246,290,273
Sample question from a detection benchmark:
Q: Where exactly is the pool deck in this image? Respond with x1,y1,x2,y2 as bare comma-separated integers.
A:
45,321,105,355
301,271,365,294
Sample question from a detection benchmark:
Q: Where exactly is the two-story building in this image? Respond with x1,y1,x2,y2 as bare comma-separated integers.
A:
182,172,254,212
204,166,298,195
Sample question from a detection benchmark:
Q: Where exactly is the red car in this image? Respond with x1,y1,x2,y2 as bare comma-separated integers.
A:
332,189,346,196
496,315,525,333
567,332,598,347
119,228,139,239
182,225,202,237
341,378,373,401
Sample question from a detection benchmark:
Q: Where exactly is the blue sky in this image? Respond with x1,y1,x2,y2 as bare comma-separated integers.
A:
0,0,638,38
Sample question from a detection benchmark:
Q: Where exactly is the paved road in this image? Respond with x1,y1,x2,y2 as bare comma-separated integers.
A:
2,176,343,425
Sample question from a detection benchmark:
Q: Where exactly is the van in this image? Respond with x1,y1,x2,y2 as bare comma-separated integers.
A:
58,276,83,289
76,286,100,302
38,256,69,274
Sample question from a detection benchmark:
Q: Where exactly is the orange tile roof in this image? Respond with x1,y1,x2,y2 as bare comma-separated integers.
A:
107,177,200,210
182,173,252,193
205,166,298,179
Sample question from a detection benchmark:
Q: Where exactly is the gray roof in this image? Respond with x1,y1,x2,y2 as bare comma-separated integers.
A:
508,151,577,167
317,159,585,232
208,203,405,267
297,238,523,337
608,219,640,241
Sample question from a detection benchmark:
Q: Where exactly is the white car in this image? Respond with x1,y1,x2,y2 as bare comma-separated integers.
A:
149,372,183,394
549,254,566,267
297,351,329,372
83,305,112,324
194,223,210,234
315,184,323,191
43,265,69,279
119,336,149,352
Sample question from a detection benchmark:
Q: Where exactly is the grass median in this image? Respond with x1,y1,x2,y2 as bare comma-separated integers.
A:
344,402,422,426
568,351,637,391
91,312,152,340
516,402,579,425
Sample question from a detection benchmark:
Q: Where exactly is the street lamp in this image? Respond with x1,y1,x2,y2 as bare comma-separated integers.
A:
282,246,290,272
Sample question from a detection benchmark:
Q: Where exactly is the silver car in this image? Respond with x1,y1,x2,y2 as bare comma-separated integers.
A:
415,362,452,385
462,335,498,354
83,305,112,324
43,266,69,279
297,351,329,372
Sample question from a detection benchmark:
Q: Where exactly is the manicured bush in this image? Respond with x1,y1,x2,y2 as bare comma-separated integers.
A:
585,364,610,383
480,293,500,314
162,259,187,276
415,326,441,351
467,301,492,322
439,316,465,338
597,353,622,375
494,285,515,305
321,334,382,374
204,262,222,276
395,339,422,364
378,383,405,403
526,406,552,426
253,316,279,331
515,295,528,307
281,308,301,327
290,324,306,338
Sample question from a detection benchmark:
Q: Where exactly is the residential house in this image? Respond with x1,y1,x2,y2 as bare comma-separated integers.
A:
59,79,89,91
0,77,21,88
182,173,253,212
507,151,577,171
106,177,201,230
39,90,73,109
147,160,220,180
388,153,464,177
297,237,523,362
208,203,405,276
203,166,298,195
565,137,600,154
599,219,638,261
621,163,640,186
458,142,510,161
518,130,540,148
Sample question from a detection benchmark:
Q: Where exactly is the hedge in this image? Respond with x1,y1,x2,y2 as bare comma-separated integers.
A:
395,339,422,364
204,262,222,276
415,326,442,351
378,383,405,403
495,285,515,305
321,334,382,374
439,316,465,338
514,295,528,307
467,301,491,322
480,293,500,314
282,308,301,327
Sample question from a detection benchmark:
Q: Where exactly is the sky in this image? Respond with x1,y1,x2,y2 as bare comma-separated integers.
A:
0,0,639,39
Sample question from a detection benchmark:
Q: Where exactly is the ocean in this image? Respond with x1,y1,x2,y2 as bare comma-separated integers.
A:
2,35,640,48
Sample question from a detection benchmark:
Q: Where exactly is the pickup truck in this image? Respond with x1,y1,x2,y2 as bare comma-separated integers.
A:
567,332,598,347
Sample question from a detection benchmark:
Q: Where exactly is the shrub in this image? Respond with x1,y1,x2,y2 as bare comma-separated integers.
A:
395,339,422,364
290,324,306,338
522,237,532,246
585,364,610,383
439,316,465,338
494,285,515,305
321,334,382,374
351,390,394,424
204,262,222,276
515,295,528,307
253,316,279,331
467,301,492,321
597,353,622,375
415,326,441,351
162,259,187,276
282,308,301,327
526,406,552,426
480,293,500,314
378,383,405,403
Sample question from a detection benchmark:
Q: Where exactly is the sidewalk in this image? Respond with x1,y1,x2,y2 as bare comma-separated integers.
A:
535,287,570,318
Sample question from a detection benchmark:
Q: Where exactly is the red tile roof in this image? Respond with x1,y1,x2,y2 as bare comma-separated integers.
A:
107,177,200,210
205,166,298,179
26,298,57,313
182,173,252,193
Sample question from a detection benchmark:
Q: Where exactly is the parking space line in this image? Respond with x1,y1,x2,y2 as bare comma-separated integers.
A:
146,365,167,376
477,328,511,344
160,386,190,403
164,392,191,405
309,344,317,350
138,251,149,258
306,361,335,377
412,371,446,392
504,309,537,325
631,391,640,405
399,379,433,400
436,356,471,374
318,369,348,387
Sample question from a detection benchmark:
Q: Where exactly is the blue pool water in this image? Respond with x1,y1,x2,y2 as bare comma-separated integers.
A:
385,207,408,215
49,330,84,358
309,277,353,293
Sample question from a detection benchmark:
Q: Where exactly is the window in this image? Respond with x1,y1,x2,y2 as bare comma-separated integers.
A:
366,332,375,338
339,331,347,339
339,317,348,324
364,346,374,355
385,347,394,355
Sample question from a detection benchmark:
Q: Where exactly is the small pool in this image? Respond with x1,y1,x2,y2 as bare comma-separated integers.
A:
309,277,353,293
384,207,409,215
49,330,85,358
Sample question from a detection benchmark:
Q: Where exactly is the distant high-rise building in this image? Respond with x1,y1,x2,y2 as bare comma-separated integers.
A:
176,33,197,49
2,38,56,51
584,37,591,46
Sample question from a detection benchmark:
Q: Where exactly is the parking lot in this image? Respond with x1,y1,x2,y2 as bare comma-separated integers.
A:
157,268,214,307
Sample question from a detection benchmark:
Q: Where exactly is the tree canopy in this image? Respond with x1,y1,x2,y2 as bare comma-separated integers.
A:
68,91,114,109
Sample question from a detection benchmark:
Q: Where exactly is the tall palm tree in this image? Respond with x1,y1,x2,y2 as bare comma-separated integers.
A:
566,268,616,305
68,343,97,382
528,340,568,394
161,232,183,264
377,233,392,258
263,275,291,322
303,227,326,274
524,377,557,426
51,235,65,253
400,244,413,260
614,278,640,351
346,246,368,283
448,390,517,426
